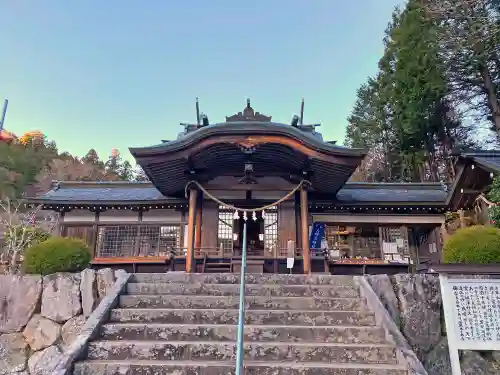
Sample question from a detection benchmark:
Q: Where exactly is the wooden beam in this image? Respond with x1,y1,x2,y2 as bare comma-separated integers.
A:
92,256,169,265
312,214,445,225
300,187,310,274
186,189,198,273
202,183,296,191
460,188,484,195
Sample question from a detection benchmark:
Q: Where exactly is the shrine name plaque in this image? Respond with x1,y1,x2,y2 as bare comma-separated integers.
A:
439,275,500,375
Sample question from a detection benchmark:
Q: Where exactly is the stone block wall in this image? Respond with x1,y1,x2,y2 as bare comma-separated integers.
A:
367,273,500,375
0,268,119,375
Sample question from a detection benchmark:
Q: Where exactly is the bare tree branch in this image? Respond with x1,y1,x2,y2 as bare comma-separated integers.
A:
0,198,58,273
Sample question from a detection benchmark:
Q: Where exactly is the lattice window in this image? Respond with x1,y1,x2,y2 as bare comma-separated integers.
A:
159,225,181,253
96,225,181,258
97,226,138,258
137,226,160,256
218,206,234,253
264,207,278,253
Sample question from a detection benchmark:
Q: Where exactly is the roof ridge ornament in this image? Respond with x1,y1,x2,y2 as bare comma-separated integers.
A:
225,98,272,122
178,98,210,137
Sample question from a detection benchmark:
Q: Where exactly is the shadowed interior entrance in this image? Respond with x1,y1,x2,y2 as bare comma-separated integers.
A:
234,212,264,257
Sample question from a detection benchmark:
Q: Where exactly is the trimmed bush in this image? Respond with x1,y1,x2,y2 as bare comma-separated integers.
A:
23,236,91,275
443,225,500,264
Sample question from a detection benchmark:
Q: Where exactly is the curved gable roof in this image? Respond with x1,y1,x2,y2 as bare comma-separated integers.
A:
129,121,366,157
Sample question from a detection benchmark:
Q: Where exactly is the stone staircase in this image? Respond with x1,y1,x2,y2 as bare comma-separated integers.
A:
73,273,408,375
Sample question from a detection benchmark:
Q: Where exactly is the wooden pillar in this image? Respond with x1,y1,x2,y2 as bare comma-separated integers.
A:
57,211,66,237
186,188,198,273
440,222,448,262
400,225,415,272
200,201,218,251
300,187,310,274
458,209,466,228
194,205,202,250
440,222,448,242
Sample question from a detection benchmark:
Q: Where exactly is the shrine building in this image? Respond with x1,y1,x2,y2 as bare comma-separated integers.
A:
29,100,500,274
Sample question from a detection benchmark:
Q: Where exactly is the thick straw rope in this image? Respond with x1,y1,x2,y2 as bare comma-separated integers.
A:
475,194,496,207
185,179,310,212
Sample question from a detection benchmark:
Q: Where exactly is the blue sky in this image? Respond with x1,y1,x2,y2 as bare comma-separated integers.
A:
1,0,403,162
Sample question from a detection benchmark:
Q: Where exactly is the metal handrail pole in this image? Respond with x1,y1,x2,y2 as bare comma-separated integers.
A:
235,221,247,374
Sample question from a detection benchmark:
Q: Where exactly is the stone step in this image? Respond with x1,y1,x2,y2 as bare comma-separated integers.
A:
119,295,366,310
100,323,388,344
130,272,357,286
126,282,360,298
109,308,376,326
74,360,408,375
87,340,399,364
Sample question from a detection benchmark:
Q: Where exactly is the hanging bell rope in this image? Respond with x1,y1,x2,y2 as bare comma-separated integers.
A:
185,179,310,212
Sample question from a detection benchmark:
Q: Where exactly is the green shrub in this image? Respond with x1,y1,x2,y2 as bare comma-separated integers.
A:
443,225,500,264
23,237,91,275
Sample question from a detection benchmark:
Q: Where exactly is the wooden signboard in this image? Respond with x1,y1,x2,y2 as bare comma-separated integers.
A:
439,275,500,375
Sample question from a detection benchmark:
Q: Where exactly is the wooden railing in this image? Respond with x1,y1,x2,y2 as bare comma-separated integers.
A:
90,246,412,263
92,247,304,259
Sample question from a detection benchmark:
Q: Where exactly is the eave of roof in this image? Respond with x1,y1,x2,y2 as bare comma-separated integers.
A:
445,151,499,210
27,181,185,205
460,151,500,174
27,180,449,206
334,182,448,204
129,122,367,158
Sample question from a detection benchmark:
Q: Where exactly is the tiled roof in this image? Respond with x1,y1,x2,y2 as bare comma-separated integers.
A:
130,122,366,157
32,182,182,203
336,183,448,203
31,181,449,205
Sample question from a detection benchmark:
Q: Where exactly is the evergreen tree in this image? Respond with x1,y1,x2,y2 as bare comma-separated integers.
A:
82,149,101,166
105,149,122,176
345,77,399,181
424,0,500,135
118,160,134,181
134,165,149,182
345,0,475,182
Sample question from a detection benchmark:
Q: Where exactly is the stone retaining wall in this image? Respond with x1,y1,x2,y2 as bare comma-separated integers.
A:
0,268,119,375
367,273,500,375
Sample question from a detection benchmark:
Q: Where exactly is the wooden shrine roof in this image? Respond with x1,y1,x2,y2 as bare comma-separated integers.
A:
335,182,448,204
130,122,364,158
29,180,450,209
447,150,500,209
30,181,185,207
130,122,366,197
459,150,500,173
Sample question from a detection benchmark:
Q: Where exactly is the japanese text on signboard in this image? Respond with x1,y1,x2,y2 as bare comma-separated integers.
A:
451,282,500,344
